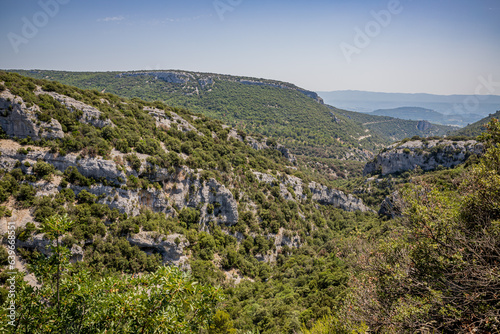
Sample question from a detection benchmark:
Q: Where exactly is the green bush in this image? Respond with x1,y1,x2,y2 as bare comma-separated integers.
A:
5,266,222,333
15,184,36,206
64,166,92,186
179,207,200,228
125,154,142,172
0,206,12,217
77,190,97,204
0,247,8,266
33,160,55,178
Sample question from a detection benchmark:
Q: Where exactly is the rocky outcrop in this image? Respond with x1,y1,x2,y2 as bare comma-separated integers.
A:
364,139,483,176
73,185,173,217
146,107,202,135
277,146,297,164
117,71,323,104
198,77,214,89
70,175,239,225
0,144,239,227
0,207,34,235
0,90,64,140
0,141,239,225
253,172,372,212
254,228,302,263
119,72,191,84
38,90,113,128
127,232,189,267
297,89,324,104
16,234,84,262
308,181,372,212
274,228,301,249
378,192,402,218
16,234,53,256
0,145,127,184
166,176,239,226
243,136,297,164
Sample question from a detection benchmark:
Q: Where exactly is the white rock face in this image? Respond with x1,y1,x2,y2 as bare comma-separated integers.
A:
308,181,372,212
72,185,173,217
0,146,127,184
253,171,372,212
127,232,189,267
38,90,113,128
16,234,84,262
146,107,202,135
71,176,239,226
364,139,483,176
0,141,240,226
0,90,64,140
171,177,239,226
378,192,402,218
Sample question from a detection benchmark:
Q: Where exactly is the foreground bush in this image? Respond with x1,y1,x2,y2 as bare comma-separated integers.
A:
2,266,222,333
0,215,223,333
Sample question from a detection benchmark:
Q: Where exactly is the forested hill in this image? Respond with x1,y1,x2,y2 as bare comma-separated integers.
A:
11,69,390,161
334,107,456,142
451,109,500,137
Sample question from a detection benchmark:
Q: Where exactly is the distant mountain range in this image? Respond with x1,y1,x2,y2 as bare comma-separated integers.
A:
368,107,480,127
318,90,500,124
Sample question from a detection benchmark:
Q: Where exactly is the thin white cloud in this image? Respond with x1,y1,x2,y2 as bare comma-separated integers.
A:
168,14,212,22
98,16,125,22
151,14,212,24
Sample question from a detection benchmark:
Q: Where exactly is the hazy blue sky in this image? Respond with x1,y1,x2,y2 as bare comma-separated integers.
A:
1,0,499,95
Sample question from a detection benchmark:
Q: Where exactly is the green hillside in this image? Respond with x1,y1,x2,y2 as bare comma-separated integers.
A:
12,70,389,161
451,110,500,137
335,107,457,141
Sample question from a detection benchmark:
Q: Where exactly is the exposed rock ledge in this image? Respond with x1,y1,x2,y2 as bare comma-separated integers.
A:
127,232,189,267
0,90,64,140
253,172,372,212
0,141,239,226
309,181,372,212
364,139,483,176
0,144,127,184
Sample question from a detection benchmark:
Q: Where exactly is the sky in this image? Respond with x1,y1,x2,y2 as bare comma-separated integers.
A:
1,0,499,95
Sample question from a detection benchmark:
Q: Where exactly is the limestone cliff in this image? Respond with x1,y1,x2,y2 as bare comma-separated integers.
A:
0,141,240,226
253,172,372,213
364,139,483,176
0,90,64,140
